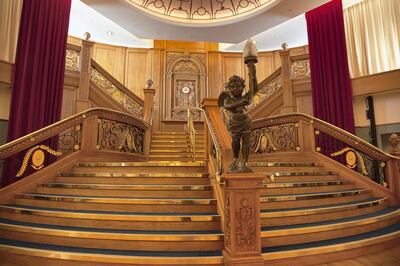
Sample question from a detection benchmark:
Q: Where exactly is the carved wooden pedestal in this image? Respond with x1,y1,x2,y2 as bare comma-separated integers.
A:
222,173,264,266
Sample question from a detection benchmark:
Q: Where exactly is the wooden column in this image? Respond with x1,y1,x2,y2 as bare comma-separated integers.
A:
143,81,156,158
76,39,94,113
280,49,294,113
222,173,264,266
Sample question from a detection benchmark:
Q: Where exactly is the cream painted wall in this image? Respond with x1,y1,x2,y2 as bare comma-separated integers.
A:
353,90,400,127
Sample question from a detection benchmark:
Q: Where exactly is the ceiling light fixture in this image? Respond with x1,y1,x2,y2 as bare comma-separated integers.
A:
106,31,113,36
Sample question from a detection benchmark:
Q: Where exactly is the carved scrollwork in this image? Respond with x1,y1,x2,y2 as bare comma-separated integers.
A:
224,193,231,248
236,197,256,248
58,124,82,155
65,50,79,71
253,74,282,106
251,123,299,153
291,59,310,79
97,118,145,154
91,69,144,118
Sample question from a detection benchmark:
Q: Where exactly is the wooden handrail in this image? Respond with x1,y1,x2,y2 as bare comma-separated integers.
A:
91,59,144,106
66,43,81,52
290,53,309,62
0,108,149,161
253,113,398,161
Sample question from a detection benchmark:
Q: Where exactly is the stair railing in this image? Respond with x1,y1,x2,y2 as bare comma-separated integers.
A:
252,113,400,202
196,104,225,236
187,108,197,161
90,60,144,118
0,108,149,192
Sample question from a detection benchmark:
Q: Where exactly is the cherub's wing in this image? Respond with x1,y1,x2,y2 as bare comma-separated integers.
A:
217,91,229,107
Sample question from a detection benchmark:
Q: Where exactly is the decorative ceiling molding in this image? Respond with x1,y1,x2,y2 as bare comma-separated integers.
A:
124,0,280,25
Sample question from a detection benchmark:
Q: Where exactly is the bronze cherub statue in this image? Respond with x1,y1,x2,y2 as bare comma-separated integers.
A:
218,39,259,172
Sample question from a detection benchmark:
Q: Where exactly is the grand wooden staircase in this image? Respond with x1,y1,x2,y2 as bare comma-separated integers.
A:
0,107,399,266
0,132,399,265
247,155,400,264
0,132,224,265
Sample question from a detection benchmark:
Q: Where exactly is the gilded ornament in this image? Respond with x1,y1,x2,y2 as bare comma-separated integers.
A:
345,150,357,168
73,144,80,150
294,123,299,127
380,162,386,168
296,146,301,151
16,145,62,177
30,137,35,142
32,150,45,170
314,130,320,135
75,125,81,131
316,147,321,152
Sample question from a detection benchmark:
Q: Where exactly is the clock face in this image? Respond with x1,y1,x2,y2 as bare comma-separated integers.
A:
181,86,191,94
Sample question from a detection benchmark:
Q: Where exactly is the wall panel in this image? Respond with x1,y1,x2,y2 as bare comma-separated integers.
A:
222,53,244,86
125,49,148,99
92,43,126,84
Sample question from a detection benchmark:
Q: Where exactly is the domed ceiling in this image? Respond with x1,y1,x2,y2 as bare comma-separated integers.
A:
82,0,330,43
124,0,280,25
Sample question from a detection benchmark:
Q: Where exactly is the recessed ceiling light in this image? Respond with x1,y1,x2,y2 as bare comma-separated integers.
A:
106,31,113,36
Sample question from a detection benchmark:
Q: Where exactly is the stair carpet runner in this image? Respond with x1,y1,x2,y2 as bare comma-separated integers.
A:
0,131,398,265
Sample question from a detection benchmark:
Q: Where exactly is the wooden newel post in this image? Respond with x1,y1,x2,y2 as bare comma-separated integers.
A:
143,80,156,158
76,36,94,113
280,43,294,114
388,133,400,203
222,173,264,266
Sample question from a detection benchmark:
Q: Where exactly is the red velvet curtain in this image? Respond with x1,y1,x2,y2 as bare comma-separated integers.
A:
1,0,71,187
306,0,355,155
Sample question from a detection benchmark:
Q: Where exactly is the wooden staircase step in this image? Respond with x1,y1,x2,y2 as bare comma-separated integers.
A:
260,208,400,247
0,219,223,251
260,197,389,227
56,175,210,185
15,193,217,213
74,161,205,167
0,205,221,231
260,189,371,209
150,149,205,153
36,183,213,198
263,172,339,182
261,222,400,265
261,180,356,195
72,161,205,173
151,140,205,144
0,238,224,265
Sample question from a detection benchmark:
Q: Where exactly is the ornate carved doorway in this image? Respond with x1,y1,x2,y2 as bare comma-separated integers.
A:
163,52,206,123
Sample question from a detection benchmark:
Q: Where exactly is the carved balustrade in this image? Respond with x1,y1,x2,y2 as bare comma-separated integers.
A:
251,68,282,107
0,108,149,180
90,60,144,118
290,54,311,79
252,113,400,198
65,43,81,71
